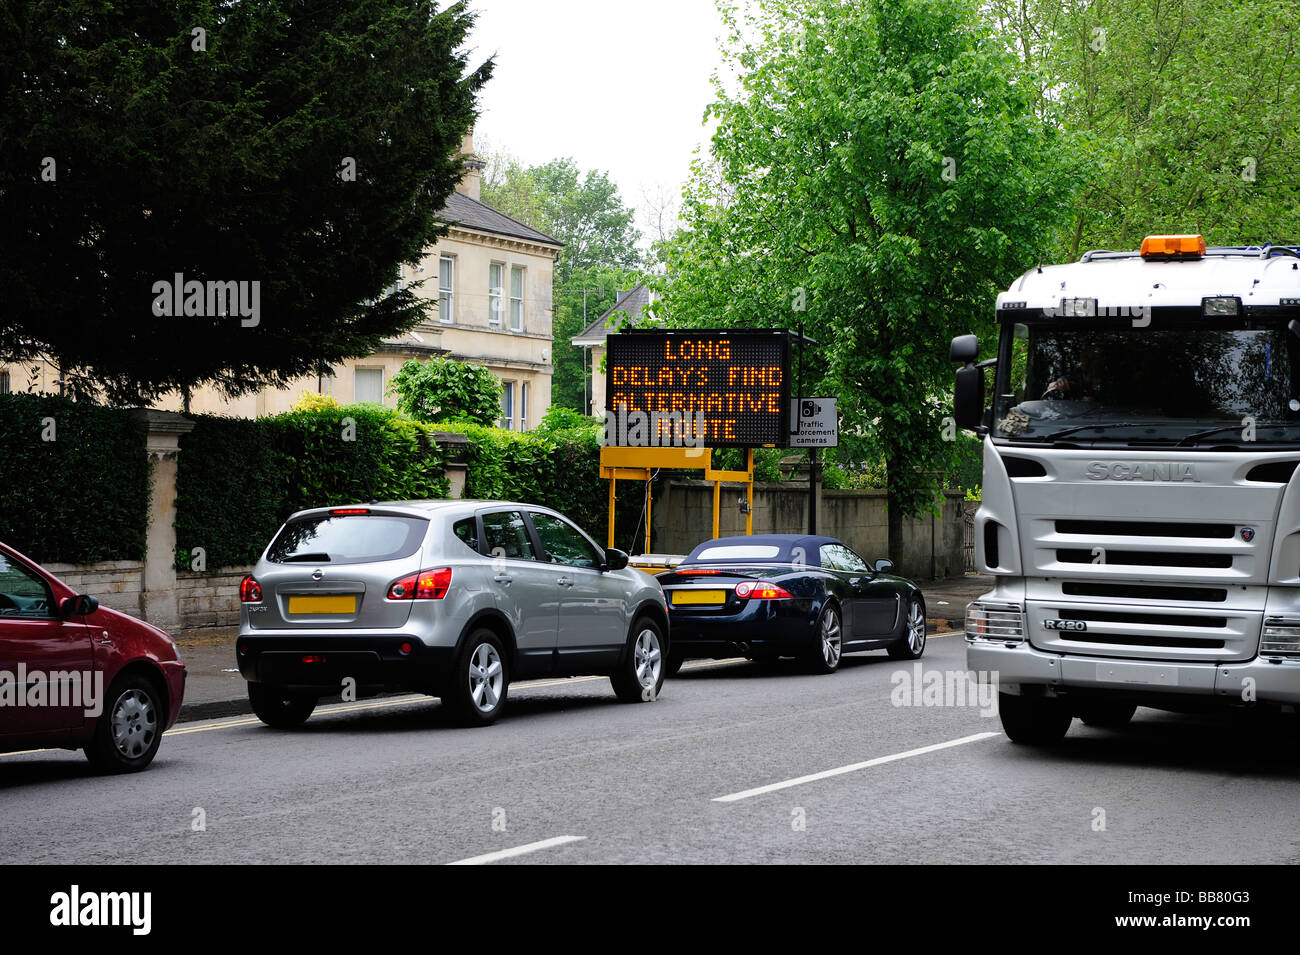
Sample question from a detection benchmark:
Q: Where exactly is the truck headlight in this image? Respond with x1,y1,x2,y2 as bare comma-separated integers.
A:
1261,617,1300,657
966,601,1026,644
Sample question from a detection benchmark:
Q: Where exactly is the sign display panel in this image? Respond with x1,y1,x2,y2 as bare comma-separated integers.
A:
605,331,791,447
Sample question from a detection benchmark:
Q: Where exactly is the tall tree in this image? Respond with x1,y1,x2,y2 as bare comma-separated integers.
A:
653,0,1082,571
0,0,491,404
481,155,643,411
987,0,1300,256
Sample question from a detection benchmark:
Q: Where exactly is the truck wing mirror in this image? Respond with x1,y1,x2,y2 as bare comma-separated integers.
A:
954,365,986,432
950,334,979,364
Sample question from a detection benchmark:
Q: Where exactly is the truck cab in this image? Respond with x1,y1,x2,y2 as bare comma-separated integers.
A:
952,235,1300,743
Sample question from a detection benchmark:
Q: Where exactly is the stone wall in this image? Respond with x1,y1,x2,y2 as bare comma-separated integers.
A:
650,480,966,580
176,567,253,630
44,561,144,619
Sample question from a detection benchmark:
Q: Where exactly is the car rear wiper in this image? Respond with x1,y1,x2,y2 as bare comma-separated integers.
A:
1043,422,1150,441
281,553,332,562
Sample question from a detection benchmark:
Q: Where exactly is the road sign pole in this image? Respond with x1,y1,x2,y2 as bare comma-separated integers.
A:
809,447,818,535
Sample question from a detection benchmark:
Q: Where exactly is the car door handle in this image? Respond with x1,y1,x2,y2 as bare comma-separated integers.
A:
493,574,513,585
557,576,573,588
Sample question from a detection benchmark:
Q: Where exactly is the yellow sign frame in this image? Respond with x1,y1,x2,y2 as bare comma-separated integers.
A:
599,446,755,550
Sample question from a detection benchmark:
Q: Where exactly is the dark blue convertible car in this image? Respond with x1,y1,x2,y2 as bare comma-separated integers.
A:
658,534,926,675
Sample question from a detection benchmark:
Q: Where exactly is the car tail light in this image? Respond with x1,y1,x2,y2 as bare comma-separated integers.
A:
240,575,263,603
331,507,370,515
387,567,452,600
734,580,792,600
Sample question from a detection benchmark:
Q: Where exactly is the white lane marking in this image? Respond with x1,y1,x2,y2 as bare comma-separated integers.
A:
446,835,586,865
713,732,1001,802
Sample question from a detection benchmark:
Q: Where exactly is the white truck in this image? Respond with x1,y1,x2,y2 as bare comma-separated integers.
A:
952,234,1300,742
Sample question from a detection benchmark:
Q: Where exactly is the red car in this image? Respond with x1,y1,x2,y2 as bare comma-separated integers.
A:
0,541,185,772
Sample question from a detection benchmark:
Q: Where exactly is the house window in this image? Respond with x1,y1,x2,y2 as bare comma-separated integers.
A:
0,370,9,395
502,380,515,430
520,382,529,430
489,263,504,326
355,367,383,404
510,266,524,331
438,256,455,324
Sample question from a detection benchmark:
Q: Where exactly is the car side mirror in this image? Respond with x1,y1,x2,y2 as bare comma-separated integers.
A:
604,548,629,571
60,594,99,618
874,559,894,574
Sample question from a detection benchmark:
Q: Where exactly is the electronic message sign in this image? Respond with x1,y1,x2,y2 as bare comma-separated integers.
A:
604,330,791,447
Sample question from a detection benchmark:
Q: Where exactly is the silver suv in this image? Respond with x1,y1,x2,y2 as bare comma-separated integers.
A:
235,500,668,726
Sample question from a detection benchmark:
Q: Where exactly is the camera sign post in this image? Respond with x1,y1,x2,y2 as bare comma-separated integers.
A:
788,398,838,448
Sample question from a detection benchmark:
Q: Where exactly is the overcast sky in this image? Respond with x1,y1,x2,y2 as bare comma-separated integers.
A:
466,0,727,239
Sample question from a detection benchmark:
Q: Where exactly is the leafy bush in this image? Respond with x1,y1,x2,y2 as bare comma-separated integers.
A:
536,405,600,432
388,357,502,426
0,394,149,563
289,391,343,413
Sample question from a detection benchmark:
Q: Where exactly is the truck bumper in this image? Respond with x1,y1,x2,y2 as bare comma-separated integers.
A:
967,639,1300,708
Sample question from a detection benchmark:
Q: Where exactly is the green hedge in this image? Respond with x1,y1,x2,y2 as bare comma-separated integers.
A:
175,404,450,569
432,421,658,550
0,394,150,563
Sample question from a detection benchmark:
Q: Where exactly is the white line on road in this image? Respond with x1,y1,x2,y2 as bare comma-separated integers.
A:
713,732,1001,803
446,835,587,866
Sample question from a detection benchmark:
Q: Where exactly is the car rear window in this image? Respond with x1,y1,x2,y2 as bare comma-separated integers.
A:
267,514,428,565
692,545,782,561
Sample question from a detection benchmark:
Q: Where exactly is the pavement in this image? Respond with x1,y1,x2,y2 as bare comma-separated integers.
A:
173,573,992,723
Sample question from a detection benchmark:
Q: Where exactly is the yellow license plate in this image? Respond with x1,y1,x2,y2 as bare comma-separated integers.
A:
673,590,726,606
288,595,357,615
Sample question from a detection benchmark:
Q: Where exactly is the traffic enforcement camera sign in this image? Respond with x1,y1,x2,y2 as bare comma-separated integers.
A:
788,398,838,447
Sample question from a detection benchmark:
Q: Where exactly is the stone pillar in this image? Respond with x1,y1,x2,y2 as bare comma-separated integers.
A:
433,431,472,498
130,409,196,632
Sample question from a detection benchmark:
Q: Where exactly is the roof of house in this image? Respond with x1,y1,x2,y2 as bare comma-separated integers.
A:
437,191,563,247
571,284,655,346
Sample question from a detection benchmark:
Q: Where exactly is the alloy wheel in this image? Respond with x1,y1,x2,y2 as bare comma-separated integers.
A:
468,642,504,713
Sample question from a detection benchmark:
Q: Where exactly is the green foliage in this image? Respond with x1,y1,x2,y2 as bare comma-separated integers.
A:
387,357,502,426
289,392,343,413
988,0,1300,256
175,404,450,569
536,405,601,432
655,0,1082,529
708,447,782,482
0,1,491,403
0,395,149,563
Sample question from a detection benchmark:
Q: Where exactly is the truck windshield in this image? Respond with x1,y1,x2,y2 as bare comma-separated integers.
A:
993,321,1300,444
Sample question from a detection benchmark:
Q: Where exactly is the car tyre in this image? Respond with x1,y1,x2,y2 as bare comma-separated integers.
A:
805,603,843,674
84,673,165,773
611,617,666,703
248,683,317,729
887,595,927,660
998,692,1073,745
445,630,509,726
1078,701,1137,729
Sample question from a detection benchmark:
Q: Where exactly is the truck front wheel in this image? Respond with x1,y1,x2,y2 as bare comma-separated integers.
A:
998,692,1072,745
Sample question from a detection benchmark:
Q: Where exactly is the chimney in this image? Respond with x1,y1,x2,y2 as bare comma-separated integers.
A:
458,129,484,202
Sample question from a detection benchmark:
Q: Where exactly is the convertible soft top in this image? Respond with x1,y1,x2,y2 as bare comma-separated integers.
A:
682,534,843,566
